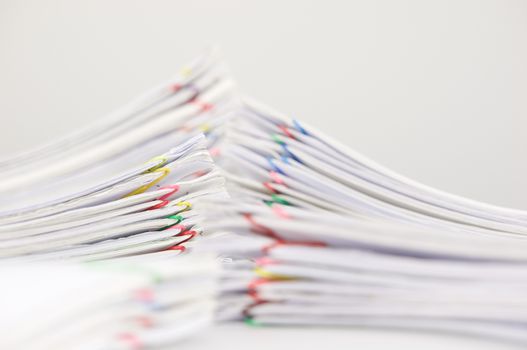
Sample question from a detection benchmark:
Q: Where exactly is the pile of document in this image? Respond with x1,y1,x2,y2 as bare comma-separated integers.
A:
0,47,235,261
0,256,218,349
0,135,229,261
202,99,527,343
2,48,527,346
0,49,234,347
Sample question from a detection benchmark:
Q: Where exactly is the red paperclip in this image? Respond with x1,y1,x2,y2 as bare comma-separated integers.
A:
248,278,270,302
263,182,278,193
243,213,284,241
158,185,180,201
189,92,213,112
167,245,186,252
171,83,183,93
148,200,169,211
242,300,267,318
279,124,296,140
176,230,197,244
192,100,214,112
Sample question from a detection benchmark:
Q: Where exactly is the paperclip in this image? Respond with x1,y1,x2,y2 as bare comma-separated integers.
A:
134,288,154,302
124,167,170,197
248,278,270,302
278,124,296,139
164,215,183,229
263,182,278,194
171,83,183,93
158,185,180,201
146,156,168,172
176,230,197,244
175,201,192,212
199,123,211,133
167,245,186,252
255,257,277,266
267,157,285,175
269,171,285,185
136,315,153,328
209,147,221,157
244,317,262,327
271,194,291,206
147,200,170,210
118,333,143,350
280,144,302,163
180,66,193,77
243,213,284,241
272,205,291,219
254,266,292,280
293,119,308,135
271,133,285,145
190,97,214,112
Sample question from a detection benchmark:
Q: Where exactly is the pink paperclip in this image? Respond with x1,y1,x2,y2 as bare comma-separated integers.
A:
118,333,143,350
272,205,291,220
269,171,285,185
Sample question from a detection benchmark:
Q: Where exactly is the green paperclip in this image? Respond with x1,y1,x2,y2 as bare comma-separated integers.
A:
271,194,291,206
244,317,261,327
271,134,285,145
163,214,183,229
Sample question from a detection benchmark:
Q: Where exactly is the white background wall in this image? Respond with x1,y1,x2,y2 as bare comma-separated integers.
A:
1,0,526,209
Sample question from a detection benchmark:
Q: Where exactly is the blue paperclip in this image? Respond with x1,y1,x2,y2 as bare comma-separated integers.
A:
268,157,286,175
280,144,302,164
293,119,308,135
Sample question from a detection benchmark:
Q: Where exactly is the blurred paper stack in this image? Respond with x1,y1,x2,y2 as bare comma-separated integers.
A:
0,256,218,350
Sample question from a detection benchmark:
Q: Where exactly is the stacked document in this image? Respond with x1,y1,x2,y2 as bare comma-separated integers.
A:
201,99,527,344
2,48,527,346
0,135,228,261
0,47,236,261
0,256,218,349
0,50,234,348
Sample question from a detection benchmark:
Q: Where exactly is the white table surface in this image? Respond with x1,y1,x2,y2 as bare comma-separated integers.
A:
178,323,520,350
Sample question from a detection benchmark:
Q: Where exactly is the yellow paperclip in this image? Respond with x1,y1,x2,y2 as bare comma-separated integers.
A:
254,266,292,280
146,156,168,172
199,123,211,133
176,201,192,212
180,66,192,77
124,167,170,197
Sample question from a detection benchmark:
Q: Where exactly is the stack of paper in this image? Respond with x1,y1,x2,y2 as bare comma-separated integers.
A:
2,48,527,345
200,99,527,343
0,50,233,347
0,135,230,261
0,47,237,261
0,255,218,349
